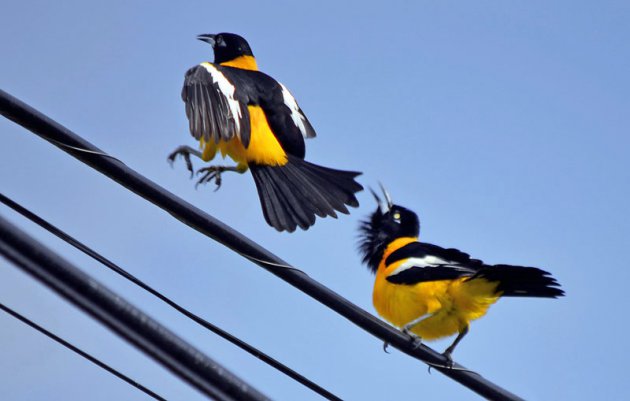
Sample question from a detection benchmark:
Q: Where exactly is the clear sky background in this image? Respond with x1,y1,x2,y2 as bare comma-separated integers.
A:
1,1,629,400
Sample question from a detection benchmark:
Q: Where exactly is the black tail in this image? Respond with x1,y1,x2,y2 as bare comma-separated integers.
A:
249,155,363,232
470,265,564,298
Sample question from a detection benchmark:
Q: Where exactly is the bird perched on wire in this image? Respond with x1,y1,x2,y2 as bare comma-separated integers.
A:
358,186,564,365
168,32,363,232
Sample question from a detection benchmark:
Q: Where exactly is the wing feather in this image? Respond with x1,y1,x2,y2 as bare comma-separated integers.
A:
278,83,316,139
181,64,250,145
385,242,482,285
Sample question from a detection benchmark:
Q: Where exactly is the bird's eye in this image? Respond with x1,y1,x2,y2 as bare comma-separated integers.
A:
393,212,401,222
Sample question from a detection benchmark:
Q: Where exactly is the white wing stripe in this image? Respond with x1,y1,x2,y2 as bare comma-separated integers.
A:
279,83,308,138
389,256,448,277
200,62,242,132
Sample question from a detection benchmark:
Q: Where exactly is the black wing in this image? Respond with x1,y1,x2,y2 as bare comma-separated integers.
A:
274,82,316,140
181,64,251,147
385,242,483,285
218,68,315,158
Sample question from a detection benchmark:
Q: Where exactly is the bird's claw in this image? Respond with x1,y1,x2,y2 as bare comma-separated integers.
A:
426,352,454,374
441,352,454,369
167,147,195,178
402,327,423,349
195,166,224,190
383,342,390,354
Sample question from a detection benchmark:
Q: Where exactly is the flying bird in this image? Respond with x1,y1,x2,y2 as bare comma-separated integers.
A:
169,33,363,232
358,186,564,364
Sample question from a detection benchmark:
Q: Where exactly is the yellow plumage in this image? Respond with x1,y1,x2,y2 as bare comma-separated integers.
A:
373,237,500,340
219,55,259,71
199,105,288,168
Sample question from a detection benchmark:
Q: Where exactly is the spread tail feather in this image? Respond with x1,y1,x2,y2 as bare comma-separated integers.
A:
250,155,363,232
469,265,565,298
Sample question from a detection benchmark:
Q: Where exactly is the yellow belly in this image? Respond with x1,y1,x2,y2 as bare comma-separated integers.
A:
199,105,288,167
373,278,442,326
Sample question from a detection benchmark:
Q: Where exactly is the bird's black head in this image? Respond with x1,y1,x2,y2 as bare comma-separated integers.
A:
197,32,254,64
358,186,420,274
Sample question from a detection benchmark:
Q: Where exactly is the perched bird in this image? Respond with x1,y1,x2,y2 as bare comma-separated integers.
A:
358,187,564,364
169,33,363,232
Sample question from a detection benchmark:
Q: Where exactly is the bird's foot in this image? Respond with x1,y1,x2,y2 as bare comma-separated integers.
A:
382,342,391,354
195,166,240,190
168,146,203,178
427,351,455,374
441,351,454,369
402,327,423,350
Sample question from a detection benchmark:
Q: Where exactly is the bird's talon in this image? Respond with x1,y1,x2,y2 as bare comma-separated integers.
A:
402,327,423,349
382,342,390,354
194,166,241,190
167,146,199,178
441,352,454,369
195,166,224,189
167,154,177,167
185,157,194,177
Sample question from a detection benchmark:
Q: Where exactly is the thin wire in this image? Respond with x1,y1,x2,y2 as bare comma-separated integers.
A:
0,193,341,401
0,214,264,401
0,301,167,401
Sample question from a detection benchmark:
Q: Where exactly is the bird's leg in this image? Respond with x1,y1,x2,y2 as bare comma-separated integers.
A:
195,164,247,190
402,316,426,349
401,315,428,350
382,315,428,352
168,145,204,177
441,325,469,368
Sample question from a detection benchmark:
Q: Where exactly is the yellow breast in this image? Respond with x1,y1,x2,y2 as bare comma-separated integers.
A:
199,105,288,167
373,237,441,326
373,272,449,328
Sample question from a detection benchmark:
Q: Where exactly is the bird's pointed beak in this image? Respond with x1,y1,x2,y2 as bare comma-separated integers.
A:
369,187,382,204
379,182,393,211
197,34,216,47
370,186,388,214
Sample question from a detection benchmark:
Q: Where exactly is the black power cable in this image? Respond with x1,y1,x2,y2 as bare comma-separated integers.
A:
0,192,341,401
0,214,270,401
0,88,524,401
0,301,167,401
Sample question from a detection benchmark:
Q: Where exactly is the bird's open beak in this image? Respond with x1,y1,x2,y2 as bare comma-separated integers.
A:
379,183,393,210
197,34,216,47
370,183,393,214
370,188,383,206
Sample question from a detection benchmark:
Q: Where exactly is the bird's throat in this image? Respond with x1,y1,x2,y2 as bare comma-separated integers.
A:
220,56,258,71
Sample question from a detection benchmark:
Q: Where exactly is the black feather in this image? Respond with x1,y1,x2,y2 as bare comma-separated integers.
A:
182,65,251,145
469,265,565,298
250,155,362,232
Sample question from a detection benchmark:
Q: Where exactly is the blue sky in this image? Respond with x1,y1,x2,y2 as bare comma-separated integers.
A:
1,1,629,400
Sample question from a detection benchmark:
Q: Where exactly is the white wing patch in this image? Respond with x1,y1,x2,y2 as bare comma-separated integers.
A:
279,83,309,138
200,62,242,132
389,256,450,277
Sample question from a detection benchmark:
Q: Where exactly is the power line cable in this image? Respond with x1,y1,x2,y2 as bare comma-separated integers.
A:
0,88,524,401
0,301,167,401
0,213,269,401
0,192,340,401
